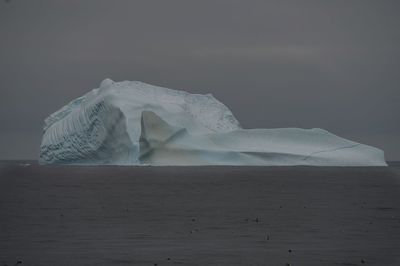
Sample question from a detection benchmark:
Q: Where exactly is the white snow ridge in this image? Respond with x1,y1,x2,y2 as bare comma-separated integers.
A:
39,79,387,166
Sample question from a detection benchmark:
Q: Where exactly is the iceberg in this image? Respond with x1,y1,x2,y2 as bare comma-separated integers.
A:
39,79,387,166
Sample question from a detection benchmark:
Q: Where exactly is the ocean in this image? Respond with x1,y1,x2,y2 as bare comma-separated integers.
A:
1,161,399,265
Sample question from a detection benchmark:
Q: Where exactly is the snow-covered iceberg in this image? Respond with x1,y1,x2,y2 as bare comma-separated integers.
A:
39,79,387,166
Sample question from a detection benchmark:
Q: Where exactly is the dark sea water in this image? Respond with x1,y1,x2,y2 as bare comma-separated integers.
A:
0,161,399,265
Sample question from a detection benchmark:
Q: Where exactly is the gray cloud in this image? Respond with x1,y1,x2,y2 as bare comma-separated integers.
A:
0,0,399,160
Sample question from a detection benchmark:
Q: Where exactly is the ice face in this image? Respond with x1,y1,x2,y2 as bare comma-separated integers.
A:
39,79,241,165
39,79,387,166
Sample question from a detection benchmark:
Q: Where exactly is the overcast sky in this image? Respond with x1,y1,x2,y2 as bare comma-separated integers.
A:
0,0,399,160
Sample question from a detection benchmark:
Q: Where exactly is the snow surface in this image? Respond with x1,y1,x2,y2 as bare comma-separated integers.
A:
39,79,387,166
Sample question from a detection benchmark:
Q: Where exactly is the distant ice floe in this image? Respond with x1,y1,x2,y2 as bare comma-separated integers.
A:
39,79,387,166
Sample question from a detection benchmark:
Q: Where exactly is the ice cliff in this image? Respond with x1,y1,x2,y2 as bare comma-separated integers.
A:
39,79,387,166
